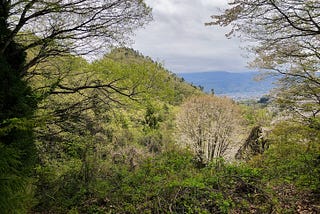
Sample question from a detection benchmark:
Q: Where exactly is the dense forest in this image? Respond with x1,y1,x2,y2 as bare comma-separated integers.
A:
0,0,319,213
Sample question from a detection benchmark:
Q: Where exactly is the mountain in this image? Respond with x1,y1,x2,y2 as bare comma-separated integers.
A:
178,71,276,100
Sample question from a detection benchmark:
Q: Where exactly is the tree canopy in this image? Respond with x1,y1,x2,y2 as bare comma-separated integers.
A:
0,1,151,212
1,0,152,75
207,0,320,124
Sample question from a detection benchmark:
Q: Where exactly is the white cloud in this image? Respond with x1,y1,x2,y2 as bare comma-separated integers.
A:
132,0,248,73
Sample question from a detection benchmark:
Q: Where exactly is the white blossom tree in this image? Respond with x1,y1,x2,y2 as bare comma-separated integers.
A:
176,95,242,165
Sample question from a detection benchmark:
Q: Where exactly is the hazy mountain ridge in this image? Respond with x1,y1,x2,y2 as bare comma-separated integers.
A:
178,71,276,100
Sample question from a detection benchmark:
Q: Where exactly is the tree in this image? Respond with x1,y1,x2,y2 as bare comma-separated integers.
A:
176,95,242,165
0,15,37,212
207,0,320,125
2,0,152,108
1,0,151,73
0,0,151,211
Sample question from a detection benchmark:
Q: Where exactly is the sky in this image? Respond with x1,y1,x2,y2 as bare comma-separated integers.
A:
132,0,248,74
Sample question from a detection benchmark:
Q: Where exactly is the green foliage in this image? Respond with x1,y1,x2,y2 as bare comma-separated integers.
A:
1,0,150,211
246,121,320,213
251,121,320,191
4,1,319,212
91,48,201,105
240,103,273,127
143,105,162,130
34,159,86,212
63,150,273,213
0,33,37,213
20,45,319,213
0,144,24,212
30,48,201,212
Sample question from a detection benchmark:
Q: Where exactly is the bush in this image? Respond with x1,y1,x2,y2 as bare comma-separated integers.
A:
251,121,320,191
78,150,274,213
248,121,320,213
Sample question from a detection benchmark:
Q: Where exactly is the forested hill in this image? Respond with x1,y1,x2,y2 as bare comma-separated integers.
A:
104,48,203,104
178,71,276,99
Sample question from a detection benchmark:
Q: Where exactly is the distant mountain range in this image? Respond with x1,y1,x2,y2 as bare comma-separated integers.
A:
178,71,277,100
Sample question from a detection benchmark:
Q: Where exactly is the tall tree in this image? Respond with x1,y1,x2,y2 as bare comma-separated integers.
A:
176,95,242,165
207,0,320,125
0,0,151,211
0,3,37,210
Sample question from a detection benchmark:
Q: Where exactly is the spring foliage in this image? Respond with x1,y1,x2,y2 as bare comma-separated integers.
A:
207,0,320,125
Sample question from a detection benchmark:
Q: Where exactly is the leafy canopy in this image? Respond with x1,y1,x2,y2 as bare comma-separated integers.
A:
207,0,320,124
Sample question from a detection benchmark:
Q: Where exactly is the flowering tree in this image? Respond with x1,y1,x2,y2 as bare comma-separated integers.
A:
176,95,242,165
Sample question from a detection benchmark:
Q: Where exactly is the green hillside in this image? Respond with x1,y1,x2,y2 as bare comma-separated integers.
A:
28,48,207,212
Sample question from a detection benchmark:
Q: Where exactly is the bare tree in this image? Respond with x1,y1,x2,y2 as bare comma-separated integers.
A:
207,0,320,123
176,95,242,165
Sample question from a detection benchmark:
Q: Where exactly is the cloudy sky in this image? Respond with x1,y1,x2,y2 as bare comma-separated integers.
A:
132,0,248,73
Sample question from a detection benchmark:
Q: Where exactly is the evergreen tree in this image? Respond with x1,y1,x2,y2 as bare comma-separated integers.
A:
0,2,37,211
